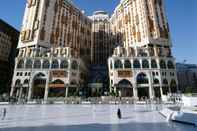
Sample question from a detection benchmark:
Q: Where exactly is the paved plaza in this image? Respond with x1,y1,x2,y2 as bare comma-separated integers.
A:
0,104,196,131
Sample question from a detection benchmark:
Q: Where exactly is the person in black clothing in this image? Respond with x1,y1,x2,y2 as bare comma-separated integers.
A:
2,108,7,120
117,108,122,119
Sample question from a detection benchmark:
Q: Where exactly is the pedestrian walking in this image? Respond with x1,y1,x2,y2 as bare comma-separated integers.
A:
117,108,122,119
2,108,7,120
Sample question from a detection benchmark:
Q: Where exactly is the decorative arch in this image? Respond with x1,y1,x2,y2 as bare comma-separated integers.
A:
33,72,46,79
142,59,149,68
162,79,169,95
124,60,131,68
34,59,41,69
51,79,65,85
51,59,59,69
170,79,177,93
167,60,175,69
117,79,132,88
71,60,78,70
23,79,29,85
160,60,166,69
116,79,133,97
153,78,160,84
128,47,135,56
42,60,50,69
133,59,141,68
114,59,123,69
48,79,66,97
32,72,46,99
70,80,77,85
151,59,158,68
60,60,69,69
15,79,21,86
17,59,24,69
25,59,33,69
163,79,168,85
136,73,149,84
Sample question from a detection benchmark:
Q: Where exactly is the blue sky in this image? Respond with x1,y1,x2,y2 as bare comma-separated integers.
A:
0,0,196,64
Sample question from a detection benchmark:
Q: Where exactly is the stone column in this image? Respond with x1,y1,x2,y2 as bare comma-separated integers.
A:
10,85,15,97
18,86,23,101
133,84,138,100
65,85,69,98
114,86,117,95
149,76,154,100
160,85,163,97
44,76,49,103
27,78,33,101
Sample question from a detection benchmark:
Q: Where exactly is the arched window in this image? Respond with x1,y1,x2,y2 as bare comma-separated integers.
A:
133,59,141,68
128,47,135,56
70,80,77,85
114,60,123,69
138,49,147,57
51,59,59,69
153,78,160,84
26,59,33,69
170,79,177,93
17,59,24,69
163,79,168,85
160,60,166,69
151,59,157,68
124,60,131,68
137,73,149,84
110,61,113,69
23,79,29,85
71,60,78,70
60,60,68,69
42,60,50,69
34,60,41,69
142,59,149,68
167,61,175,69
15,79,21,86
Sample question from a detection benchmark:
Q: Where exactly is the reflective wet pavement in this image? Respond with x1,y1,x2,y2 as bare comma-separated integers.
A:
0,104,196,131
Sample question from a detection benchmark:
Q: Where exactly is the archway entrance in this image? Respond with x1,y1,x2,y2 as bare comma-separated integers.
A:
48,79,65,97
32,73,46,99
136,73,149,99
137,87,149,100
116,79,133,97
162,79,169,95
154,87,161,98
170,80,177,93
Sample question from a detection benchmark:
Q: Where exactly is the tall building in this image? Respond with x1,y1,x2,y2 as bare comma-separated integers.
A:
11,0,179,101
0,19,19,94
18,0,91,62
176,63,197,93
87,11,113,96
89,11,113,65
108,0,178,99
11,0,91,101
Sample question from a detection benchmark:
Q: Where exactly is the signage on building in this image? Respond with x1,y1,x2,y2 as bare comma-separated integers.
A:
49,84,65,88
50,70,67,78
88,83,103,88
118,70,132,78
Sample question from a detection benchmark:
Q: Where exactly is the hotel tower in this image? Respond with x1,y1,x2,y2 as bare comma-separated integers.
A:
108,0,178,99
10,0,178,102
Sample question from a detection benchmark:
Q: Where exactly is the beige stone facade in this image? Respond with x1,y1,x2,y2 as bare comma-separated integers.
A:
108,0,178,100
